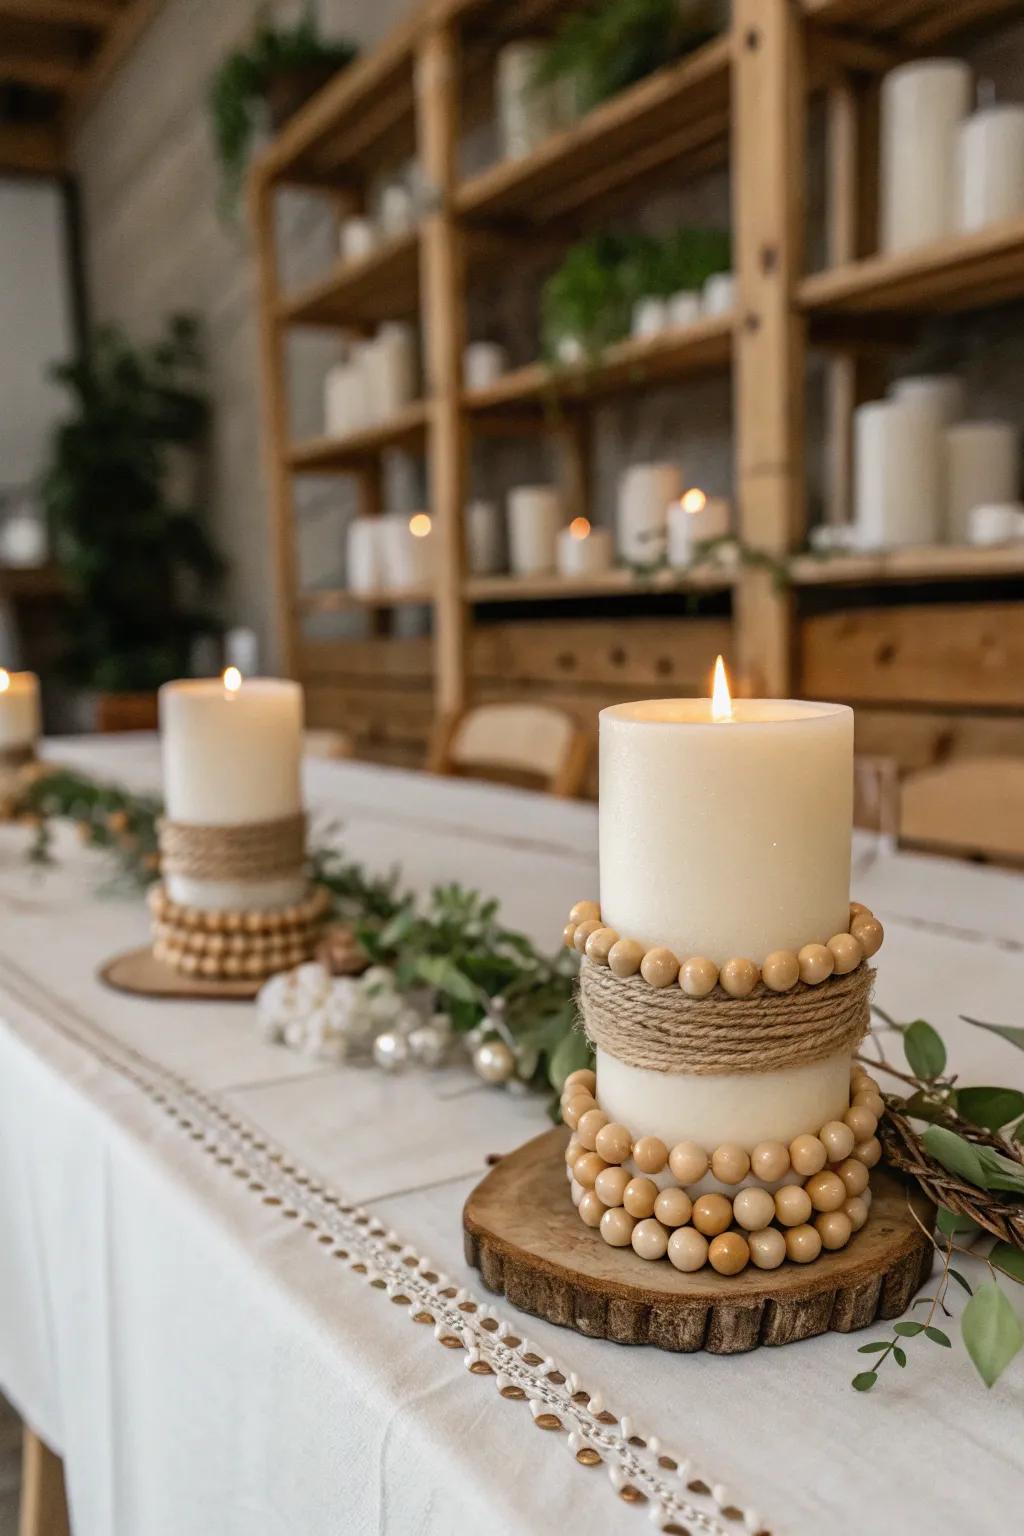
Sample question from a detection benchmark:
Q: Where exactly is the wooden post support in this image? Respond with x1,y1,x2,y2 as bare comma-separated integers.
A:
19,1428,70,1536
416,22,468,717
250,171,301,678
732,0,806,697
825,73,858,529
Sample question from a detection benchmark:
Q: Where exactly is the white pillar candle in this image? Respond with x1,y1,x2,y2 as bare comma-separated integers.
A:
463,341,508,392
667,290,701,328
465,500,504,575
159,675,305,911
507,486,561,575
631,297,669,339
364,324,417,421
616,463,682,563
890,373,964,428
880,59,971,252
325,362,367,438
702,271,735,316
496,43,561,160
956,105,1024,232
380,511,434,590
854,399,942,548
0,511,47,567
945,421,1018,542
347,516,384,592
339,215,376,264
556,519,614,577
966,502,1024,546
0,669,40,792
667,489,731,566
379,183,415,239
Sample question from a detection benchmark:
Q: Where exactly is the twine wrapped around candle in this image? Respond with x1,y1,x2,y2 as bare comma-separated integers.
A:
579,958,871,1076
158,813,307,883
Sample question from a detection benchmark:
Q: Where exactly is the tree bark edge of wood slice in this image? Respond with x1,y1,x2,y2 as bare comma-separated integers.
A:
463,1126,936,1355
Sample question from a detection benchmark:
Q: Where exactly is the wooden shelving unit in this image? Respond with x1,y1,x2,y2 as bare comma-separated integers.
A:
251,0,1024,776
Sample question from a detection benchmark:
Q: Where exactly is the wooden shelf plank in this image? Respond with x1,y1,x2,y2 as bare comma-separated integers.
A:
288,401,428,471
791,543,1024,586
464,567,734,603
0,564,64,600
455,34,731,226
296,585,431,613
464,314,733,414
801,0,1021,49
800,216,1024,317
279,231,420,327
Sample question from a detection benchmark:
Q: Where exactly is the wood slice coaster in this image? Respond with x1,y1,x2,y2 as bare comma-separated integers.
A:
463,1127,935,1355
99,947,262,1001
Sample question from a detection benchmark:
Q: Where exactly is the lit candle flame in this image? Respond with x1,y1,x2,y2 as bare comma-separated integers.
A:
569,516,591,540
682,488,707,515
408,513,432,538
223,666,242,694
0,669,9,695
711,654,733,722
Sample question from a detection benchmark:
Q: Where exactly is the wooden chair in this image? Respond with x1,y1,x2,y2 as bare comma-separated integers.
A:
429,703,591,798
303,728,355,761
899,756,1024,867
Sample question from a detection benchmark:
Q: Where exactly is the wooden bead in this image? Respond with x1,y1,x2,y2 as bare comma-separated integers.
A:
600,1206,636,1248
850,914,884,958
607,938,645,978
748,1227,787,1270
573,919,602,953
595,1166,631,1208
844,1104,878,1142
774,1184,812,1227
711,1142,750,1185
834,1157,869,1197
584,926,619,965
819,1120,856,1162
573,1152,607,1189
762,949,799,992
578,1190,605,1227
577,1108,609,1151
562,1095,592,1131
622,1177,658,1219
564,1068,597,1094
789,1134,827,1177
570,1179,585,1208
668,1140,709,1184
569,900,601,926
815,1210,853,1250
562,922,578,950
595,1122,632,1165
667,1226,709,1273
844,1195,869,1232
797,942,834,985
691,1193,733,1237
679,956,718,998
785,1224,822,1264
827,932,862,974
631,1217,670,1261
632,1136,668,1175
751,1140,790,1182
719,956,759,998
732,1186,775,1231
640,947,680,988
654,1188,692,1228
849,901,870,919
853,1091,885,1119
709,1231,750,1276
804,1170,847,1212
854,1135,882,1169
564,1134,582,1166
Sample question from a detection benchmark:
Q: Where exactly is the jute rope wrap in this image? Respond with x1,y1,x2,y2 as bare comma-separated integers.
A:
0,743,35,771
158,813,307,882
579,958,872,1076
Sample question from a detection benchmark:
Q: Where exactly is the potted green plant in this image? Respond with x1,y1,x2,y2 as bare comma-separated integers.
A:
534,0,723,115
210,6,358,214
42,314,225,725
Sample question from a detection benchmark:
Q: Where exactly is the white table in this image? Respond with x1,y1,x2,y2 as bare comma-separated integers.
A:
1,739,1022,1536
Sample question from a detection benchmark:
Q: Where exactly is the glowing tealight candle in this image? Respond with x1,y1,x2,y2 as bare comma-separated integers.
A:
0,668,40,790
667,489,732,567
556,517,614,577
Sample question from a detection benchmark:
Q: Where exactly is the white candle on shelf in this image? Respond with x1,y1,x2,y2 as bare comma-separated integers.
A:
631,297,669,339
889,374,964,428
0,669,40,793
347,517,384,592
324,362,367,438
667,290,701,328
854,399,942,548
702,271,735,316
967,502,1024,546
379,183,415,238
596,667,855,1150
666,488,731,567
880,59,971,252
945,421,1018,542
380,512,434,590
339,216,376,264
556,518,614,577
465,500,504,575
507,486,561,575
364,324,417,421
617,463,682,564
956,104,1024,232
496,42,561,160
159,674,305,912
463,342,508,392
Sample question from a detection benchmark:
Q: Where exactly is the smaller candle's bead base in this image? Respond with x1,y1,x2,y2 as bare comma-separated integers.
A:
148,882,330,981
561,1063,881,1275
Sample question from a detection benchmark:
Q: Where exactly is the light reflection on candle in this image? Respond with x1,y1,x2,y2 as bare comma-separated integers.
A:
223,666,242,696
711,654,733,723
408,512,432,538
569,516,591,540
0,669,9,695
681,487,707,515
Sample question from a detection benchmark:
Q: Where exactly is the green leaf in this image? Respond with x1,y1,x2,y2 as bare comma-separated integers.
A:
548,1028,592,1094
923,1126,990,1189
904,1019,947,1080
851,1371,877,1392
962,1283,1024,1388
894,1320,924,1336
414,955,483,1006
903,1089,955,1126
973,1146,1024,1197
857,1340,890,1353
991,1242,1024,1285
893,1346,907,1367
961,1017,1024,1055
956,1087,1024,1132
949,1268,974,1297
937,1207,983,1239
925,1326,951,1347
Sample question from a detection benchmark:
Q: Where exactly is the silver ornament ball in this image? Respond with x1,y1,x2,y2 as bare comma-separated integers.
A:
408,1022,449,1070
373,1029,410,1073
473,1038,516,1086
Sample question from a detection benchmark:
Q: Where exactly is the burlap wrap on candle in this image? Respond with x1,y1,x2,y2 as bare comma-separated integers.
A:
158,813,307,882
579,958,871,1075
0,743,36,771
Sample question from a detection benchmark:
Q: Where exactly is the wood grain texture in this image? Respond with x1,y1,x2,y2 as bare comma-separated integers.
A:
99,947,261,1001
464,1128,935,1354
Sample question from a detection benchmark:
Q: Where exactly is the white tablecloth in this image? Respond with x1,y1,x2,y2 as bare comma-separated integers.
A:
1,738,1022,1536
